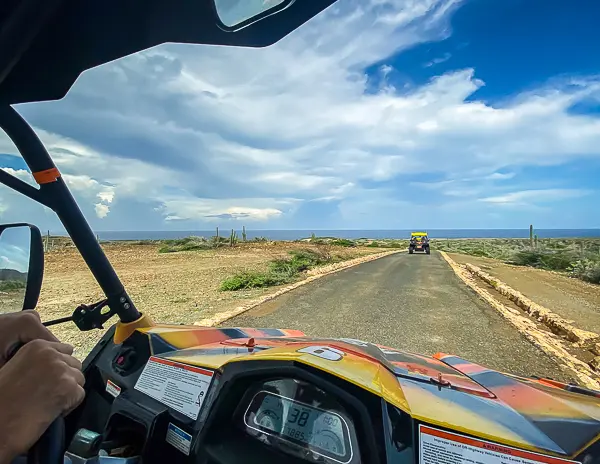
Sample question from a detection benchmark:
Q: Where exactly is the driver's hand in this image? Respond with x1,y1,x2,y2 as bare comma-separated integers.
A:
0,311,59,368
0,340,85,463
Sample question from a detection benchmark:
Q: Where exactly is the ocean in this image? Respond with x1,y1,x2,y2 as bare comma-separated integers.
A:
77,229,600,241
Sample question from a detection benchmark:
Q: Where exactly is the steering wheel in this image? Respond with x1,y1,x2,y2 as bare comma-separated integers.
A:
28,419,65,464
8,343,66,464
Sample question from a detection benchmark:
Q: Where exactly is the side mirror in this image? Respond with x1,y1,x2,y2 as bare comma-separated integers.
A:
0,224,43,313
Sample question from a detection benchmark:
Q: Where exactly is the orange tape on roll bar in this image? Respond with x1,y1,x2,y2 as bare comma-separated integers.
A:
32,167,61,184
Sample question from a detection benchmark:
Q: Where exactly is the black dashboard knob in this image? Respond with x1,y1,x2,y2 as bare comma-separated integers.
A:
67,428,102,458
112,346,138,374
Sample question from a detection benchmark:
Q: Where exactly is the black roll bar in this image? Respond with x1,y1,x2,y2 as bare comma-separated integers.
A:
0,105,140,322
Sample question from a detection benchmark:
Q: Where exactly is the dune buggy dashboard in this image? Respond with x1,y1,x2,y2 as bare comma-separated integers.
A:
65,327,413,464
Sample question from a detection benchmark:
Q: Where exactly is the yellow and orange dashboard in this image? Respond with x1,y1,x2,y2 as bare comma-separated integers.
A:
67,323,600,464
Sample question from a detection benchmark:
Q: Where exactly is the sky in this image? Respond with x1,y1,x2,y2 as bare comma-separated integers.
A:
0,0,599,232
0,228,31,273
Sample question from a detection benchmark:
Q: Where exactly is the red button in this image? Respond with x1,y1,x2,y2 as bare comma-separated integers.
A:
116,355,125,365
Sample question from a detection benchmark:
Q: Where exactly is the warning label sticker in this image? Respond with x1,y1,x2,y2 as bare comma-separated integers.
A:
105,379,121,398
134,357,213,420
166,423,192,455
419,426,580,464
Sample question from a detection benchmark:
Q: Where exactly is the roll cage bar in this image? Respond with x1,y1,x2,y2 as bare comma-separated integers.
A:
0,0,337,325
0,106,141,322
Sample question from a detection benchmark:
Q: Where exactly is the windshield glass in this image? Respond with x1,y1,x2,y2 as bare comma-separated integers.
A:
0,0,599,388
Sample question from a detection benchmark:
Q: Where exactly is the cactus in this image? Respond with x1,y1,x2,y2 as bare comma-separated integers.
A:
529,224,534,248
534,234,538,248
242,226,247,242
229,229,238,247
311,232,316,242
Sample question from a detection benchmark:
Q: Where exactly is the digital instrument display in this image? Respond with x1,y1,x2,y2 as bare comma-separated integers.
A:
244,391,352,463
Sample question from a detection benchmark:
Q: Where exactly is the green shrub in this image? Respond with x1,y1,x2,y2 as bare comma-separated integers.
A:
508,250,544,267
0,280,26,292
221,249,335,291
287,249,329,270
162,236,204,246
540,253,575,271
569,259,600,284
309,238,328,245
219,271,287,291
211,236,229,245
509,250,573,271
158,236,212,253
270,258,299,275
330,239,356,247
366,240,408,249
433,239,527,261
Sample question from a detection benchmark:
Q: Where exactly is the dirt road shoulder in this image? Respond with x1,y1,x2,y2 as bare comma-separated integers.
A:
448,253,600,334
440,251,600,389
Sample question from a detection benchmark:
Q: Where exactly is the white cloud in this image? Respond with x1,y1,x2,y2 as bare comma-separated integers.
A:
0,0,595,230
1,168,34,185
97,190,115,203
480,189,592,205
211,207,283,221
255,172,336,191
380,64,393,77
410,180,454,190
157,197,287,222
0,241,31,273
63,175,112,199
485,172,515,180
424,52,452,67
94,203,110,218
62,173,115,218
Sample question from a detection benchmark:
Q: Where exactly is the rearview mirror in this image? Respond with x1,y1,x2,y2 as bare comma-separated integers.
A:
0,224,43,313
213,0,291,28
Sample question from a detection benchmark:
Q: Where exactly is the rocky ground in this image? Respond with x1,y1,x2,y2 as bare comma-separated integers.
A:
449,253,600,334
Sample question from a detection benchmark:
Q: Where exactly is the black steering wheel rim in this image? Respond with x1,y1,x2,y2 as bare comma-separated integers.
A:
28,418,65,464
7,343,66,464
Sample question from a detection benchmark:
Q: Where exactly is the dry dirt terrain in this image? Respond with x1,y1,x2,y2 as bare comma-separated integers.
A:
448,253,600,334
0,288,25,314
37,241,379,357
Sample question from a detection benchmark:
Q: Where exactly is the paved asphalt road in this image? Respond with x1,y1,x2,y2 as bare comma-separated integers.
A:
227,251,571,381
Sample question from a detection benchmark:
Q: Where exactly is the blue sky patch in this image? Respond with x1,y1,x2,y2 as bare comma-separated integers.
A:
0,154,29,171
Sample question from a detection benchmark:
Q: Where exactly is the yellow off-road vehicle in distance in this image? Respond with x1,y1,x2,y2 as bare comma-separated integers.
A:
409,232,430,254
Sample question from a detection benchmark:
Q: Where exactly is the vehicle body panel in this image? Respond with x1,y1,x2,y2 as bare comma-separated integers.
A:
131,325,600,459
